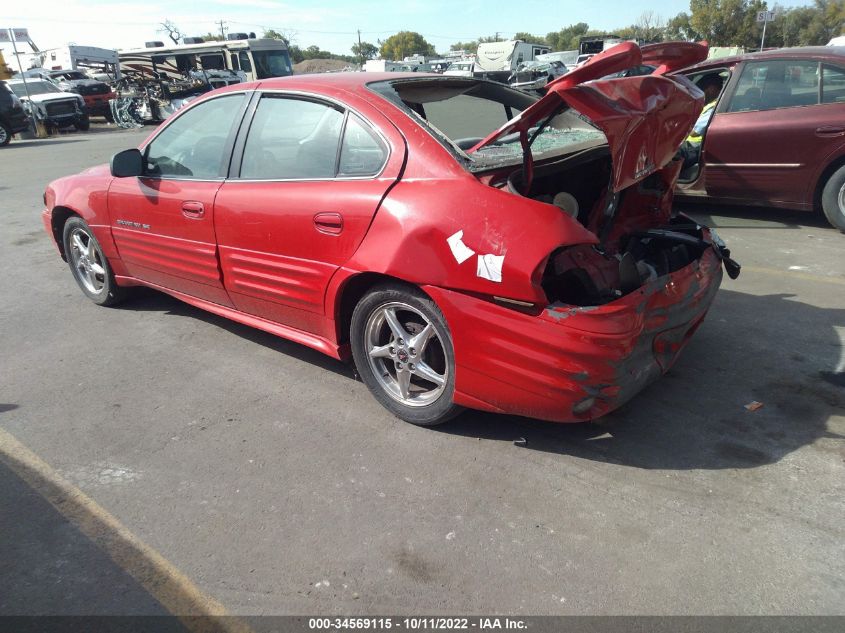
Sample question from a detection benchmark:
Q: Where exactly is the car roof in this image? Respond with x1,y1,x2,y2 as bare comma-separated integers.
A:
683,46,845,72
248,71,443,93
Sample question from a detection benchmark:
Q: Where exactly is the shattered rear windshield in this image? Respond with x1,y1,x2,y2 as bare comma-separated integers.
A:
368,77,606,171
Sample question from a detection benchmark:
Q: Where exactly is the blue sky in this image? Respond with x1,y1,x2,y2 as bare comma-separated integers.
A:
2,0,817,56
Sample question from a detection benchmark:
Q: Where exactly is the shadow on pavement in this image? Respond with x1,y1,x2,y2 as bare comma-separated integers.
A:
117,287,356,379
0,457,182,622
443,289,845,470
113,283,843,471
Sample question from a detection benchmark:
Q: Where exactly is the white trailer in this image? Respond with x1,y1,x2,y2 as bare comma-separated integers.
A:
475,40,550,74
23,45,120,80
364,59,412,72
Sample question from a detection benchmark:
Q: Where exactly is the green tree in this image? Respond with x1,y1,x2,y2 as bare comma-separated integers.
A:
689,0,768,48
513,32,546,44
450,40,478,52
262,28,292,43
665,12,702,41
379,31,436,60
799,0,845,44
288,45,304,64
197,32,224,42
351,41,379,60
631,11,666,42
545,23,590,50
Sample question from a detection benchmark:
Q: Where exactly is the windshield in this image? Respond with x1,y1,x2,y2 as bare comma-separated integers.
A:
251,50,293,79
369,77,606,171
9,80,62,97
54,71,86,80
471,110,606,166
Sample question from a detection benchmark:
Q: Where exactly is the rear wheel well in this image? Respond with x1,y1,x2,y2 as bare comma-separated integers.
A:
336,273,422,346
51,206,80,260
814,155,845,213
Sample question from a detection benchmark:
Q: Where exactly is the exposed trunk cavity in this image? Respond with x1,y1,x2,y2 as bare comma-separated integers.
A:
499,151,719,307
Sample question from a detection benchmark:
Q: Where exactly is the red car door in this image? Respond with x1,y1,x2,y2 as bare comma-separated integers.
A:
213,93,404,338
107,92,247,305
702,58,839,209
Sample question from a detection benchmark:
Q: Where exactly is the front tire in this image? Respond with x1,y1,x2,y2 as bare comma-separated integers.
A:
351,283,462,426
74,114,90,131
62,217,125,306
821,164,845,232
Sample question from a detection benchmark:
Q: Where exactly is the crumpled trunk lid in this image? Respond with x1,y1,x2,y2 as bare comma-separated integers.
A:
468,42,708,192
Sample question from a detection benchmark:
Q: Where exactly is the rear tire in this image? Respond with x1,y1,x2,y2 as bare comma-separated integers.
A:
62,217,125,306
351,283,462,426
820,164,845,232
0,121,11,146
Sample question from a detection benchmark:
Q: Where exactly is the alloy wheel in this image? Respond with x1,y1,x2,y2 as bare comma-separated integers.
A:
364,301,448,407
68,227,106,295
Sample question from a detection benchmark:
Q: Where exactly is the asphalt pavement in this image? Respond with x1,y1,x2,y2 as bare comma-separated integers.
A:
0,125,843,617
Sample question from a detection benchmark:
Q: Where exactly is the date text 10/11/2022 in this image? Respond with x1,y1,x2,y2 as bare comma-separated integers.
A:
308,617,527,630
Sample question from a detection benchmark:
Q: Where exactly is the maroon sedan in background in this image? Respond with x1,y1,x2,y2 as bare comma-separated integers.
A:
674,46,845,231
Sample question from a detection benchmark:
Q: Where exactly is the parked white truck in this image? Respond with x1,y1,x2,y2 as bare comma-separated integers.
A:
474,40,550,82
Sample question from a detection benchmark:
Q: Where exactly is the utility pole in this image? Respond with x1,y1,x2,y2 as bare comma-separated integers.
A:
357,29,363,67
756,10,774,51
217,20,227,41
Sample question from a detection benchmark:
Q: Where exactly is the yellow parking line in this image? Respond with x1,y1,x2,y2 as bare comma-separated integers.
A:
0,427,252,633
741,265,845,286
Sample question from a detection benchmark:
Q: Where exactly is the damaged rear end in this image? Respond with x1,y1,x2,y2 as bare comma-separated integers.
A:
460,42,740,421
367,42,739,422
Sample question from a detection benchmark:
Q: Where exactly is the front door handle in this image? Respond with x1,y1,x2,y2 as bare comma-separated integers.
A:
182,201,205,218
816,125,845,138
313,212,343,235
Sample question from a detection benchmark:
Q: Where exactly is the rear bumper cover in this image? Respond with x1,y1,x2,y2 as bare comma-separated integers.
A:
425,242,724,423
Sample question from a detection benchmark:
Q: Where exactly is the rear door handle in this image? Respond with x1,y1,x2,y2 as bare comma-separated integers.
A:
182,201,205,218
816,125,845,137
313,212,343,235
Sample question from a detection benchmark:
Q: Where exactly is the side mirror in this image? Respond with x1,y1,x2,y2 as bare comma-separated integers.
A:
110,148,144,178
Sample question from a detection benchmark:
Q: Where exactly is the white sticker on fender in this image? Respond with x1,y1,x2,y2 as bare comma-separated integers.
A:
476,254,504,283
446,230,475,264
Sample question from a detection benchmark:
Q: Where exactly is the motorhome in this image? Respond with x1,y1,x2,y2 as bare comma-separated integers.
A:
475,40,550,81
119,36,293,83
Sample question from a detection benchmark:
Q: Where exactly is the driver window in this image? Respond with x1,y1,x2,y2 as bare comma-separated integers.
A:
239,96,344,180
145,94,244,179
727,60,820,112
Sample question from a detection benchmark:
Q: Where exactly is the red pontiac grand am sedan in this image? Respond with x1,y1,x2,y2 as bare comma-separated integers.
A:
675,46,845,230
42,43,740,427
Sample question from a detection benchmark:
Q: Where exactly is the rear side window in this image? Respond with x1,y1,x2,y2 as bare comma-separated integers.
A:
727,60,819,112
822,65,845,104
240,96,344,180
338,114,387,177
240,97,386,180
